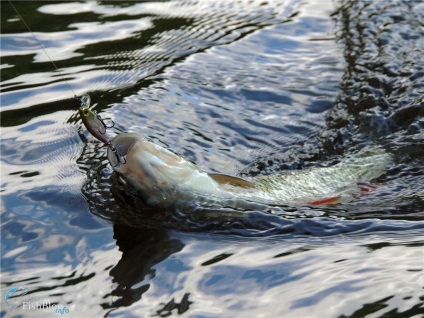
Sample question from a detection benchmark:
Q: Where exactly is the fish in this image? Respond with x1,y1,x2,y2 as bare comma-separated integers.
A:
106,132,393,208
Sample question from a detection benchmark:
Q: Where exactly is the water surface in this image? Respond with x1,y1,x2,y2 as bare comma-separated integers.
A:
1,0,423,317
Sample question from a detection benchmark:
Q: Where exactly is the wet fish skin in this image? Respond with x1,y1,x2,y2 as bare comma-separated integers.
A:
242,148,393,204
108,133,220,206
107,133,393,208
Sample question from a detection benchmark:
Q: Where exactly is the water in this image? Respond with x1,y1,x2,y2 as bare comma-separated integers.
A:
1,0,423,317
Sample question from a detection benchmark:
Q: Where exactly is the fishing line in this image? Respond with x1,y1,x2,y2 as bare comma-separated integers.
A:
9,1,123,164
8,0,79,100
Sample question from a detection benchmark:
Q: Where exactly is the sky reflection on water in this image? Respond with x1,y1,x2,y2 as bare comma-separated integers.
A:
1,0,423,317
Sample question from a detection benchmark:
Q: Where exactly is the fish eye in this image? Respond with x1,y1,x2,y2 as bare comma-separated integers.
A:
83,109,89,116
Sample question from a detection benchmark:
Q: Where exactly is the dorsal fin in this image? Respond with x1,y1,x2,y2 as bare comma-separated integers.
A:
208,173,255,189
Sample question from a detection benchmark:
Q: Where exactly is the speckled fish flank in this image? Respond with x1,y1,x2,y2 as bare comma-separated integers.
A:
107,133,393,208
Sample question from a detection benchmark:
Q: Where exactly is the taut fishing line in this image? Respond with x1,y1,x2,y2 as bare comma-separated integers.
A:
8,0,79,100
9,1,124,161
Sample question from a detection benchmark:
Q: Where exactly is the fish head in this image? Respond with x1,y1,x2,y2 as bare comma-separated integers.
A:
107,133,215,205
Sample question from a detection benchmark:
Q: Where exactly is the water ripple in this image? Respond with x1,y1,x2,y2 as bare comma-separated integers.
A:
1,1,423,317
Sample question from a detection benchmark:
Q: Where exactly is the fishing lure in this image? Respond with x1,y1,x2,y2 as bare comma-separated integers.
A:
10,1,124,166
78,94,112,145
77,94,125,165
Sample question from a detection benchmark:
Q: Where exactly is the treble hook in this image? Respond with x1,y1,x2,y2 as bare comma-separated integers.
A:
96,113,115,130
78,93,126,166
109,144,126,167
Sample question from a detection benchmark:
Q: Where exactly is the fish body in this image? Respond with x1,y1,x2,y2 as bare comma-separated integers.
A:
236,152,390,205
107,133,393,208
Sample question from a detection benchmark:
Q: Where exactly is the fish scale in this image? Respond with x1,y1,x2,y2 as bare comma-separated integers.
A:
242,150,393,204
103,133,393,208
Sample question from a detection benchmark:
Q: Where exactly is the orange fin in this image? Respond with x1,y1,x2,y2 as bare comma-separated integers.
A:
209,173,255,189
307,197,340,206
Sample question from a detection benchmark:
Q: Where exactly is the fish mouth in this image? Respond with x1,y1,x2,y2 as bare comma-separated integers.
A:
107,133,183,201
107,133,143,167
106,133,222,205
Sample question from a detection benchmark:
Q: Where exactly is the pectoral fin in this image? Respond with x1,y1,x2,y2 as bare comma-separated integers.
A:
209,173,255,189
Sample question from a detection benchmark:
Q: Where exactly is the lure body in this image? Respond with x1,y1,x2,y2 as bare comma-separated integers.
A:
107,133,393,208
78,95,112,145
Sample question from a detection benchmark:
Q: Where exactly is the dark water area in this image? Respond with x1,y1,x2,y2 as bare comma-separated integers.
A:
1,0,423,317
